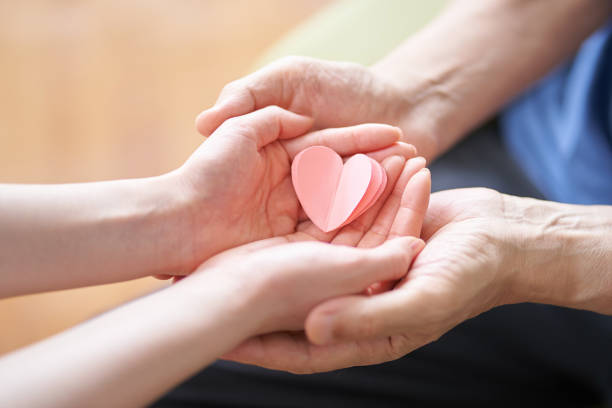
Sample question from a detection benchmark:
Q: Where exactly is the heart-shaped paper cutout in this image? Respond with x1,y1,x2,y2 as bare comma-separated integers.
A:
291,146,387,232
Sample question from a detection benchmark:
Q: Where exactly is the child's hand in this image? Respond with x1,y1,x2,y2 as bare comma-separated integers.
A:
166,106,416,273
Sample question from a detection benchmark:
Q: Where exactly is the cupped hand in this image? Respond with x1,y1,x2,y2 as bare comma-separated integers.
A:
218,157,432,372
194,57,440,160
223,188,516,373
169,105,415,272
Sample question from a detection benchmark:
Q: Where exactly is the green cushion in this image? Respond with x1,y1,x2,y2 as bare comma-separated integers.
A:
255,0,448,68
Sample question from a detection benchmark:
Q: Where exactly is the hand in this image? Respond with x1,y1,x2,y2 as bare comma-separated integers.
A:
194,57,441,160
167,106,416,273
223,188,518,373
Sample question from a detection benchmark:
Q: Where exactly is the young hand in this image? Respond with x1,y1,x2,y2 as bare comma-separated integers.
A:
168,106,415,273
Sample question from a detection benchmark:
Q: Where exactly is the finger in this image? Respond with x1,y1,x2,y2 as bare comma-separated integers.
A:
331,155,405,246
153,274,173,280
223,332,409,374
365,142,417,162
195,63,293,136
282,124,402,159
365,168,432,294
211,106,313,149
388,168,431,239
365,167,431,295
306,276,437,346
357,157,426,248
344,237,424,291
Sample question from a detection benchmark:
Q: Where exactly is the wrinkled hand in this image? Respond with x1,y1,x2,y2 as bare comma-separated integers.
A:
194,57,439,160
224,188,516,373
167,106,415,273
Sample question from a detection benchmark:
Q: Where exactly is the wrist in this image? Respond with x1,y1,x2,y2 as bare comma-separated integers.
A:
130,172,198,276
173,264,266,340
369,61,459,162
503,195,612,314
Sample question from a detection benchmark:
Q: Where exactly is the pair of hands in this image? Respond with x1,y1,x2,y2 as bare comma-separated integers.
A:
158,57,517,373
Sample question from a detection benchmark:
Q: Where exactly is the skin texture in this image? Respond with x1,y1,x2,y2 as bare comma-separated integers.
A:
0,107,416,297
0,155,432,408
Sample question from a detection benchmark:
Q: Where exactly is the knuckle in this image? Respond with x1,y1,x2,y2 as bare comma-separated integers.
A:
220,79,241,95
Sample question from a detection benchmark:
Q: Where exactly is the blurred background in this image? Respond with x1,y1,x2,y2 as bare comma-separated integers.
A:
0,0,330,354
0,0,446,355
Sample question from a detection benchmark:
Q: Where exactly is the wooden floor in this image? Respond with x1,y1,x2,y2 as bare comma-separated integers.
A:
0,0,329,354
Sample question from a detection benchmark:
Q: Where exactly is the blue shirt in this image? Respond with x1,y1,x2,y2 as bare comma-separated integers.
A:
501,21,612,205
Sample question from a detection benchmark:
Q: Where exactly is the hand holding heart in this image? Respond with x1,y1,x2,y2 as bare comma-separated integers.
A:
292,147,387,232
165,106,417,274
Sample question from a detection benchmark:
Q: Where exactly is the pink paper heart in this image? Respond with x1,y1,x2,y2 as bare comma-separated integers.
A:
291,146,387,232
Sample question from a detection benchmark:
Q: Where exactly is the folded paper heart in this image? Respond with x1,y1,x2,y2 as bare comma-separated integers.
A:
291,146,387,232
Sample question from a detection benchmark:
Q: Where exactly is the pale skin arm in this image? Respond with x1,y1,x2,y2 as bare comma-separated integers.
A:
0,272,255,408
196,0,612,161
0,176,191,297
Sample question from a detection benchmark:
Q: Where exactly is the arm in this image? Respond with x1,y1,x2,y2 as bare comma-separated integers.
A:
0,272,255,408
0,107,411,297
372,0,612,158
195,0,612,161
503,195,612,315
0,176,190,297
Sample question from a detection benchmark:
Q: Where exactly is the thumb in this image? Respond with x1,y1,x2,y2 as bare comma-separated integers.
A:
195,62,290,136
306,273,442,346
195,86,254,137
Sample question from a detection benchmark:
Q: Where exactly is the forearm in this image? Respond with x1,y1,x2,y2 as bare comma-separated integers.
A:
504,195,612,315
0,272,255,408
0,172,193,297
372,0,612,159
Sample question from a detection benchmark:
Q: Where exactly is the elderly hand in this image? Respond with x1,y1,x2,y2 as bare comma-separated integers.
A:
224,188,612,373
194,57,441,161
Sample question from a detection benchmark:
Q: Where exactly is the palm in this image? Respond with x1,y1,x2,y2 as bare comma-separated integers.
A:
198,139,298,243
400,190,507,316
